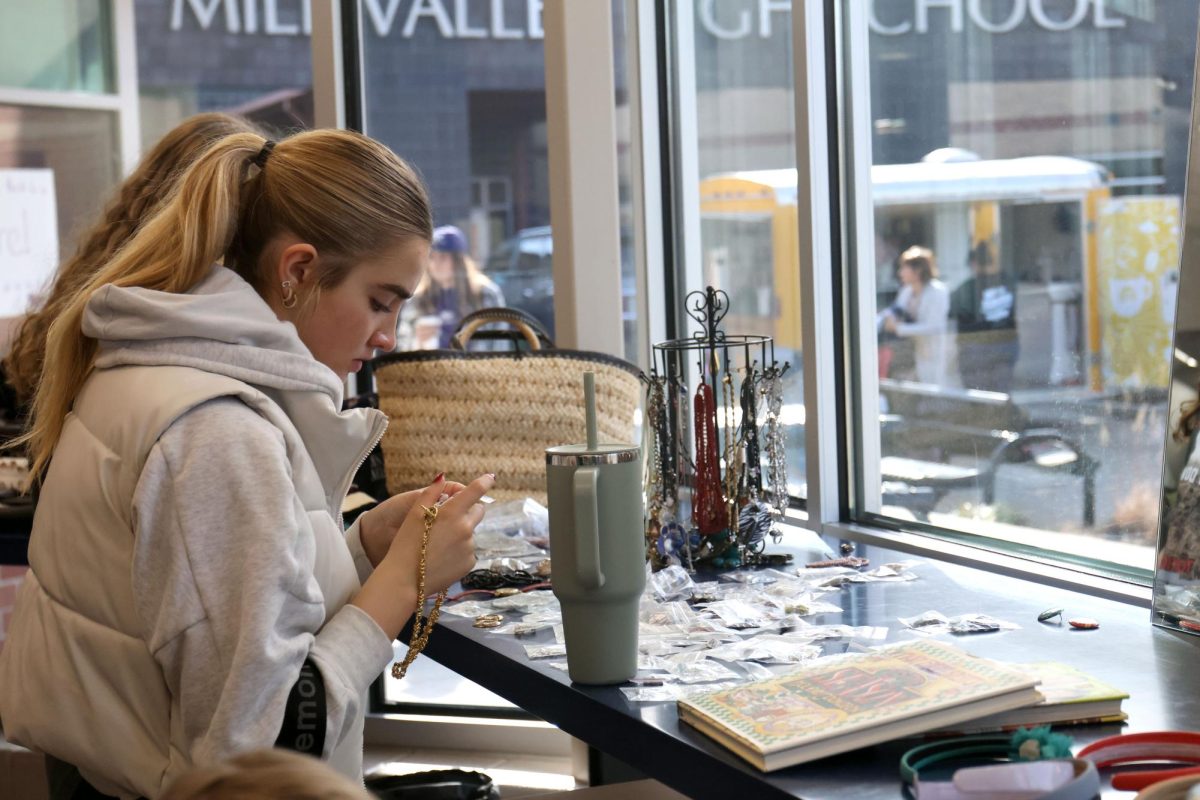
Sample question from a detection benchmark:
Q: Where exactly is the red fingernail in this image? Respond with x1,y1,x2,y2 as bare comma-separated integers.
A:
433,472,445,483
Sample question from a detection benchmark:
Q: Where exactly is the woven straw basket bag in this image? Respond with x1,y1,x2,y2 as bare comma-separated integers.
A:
373,308,642,504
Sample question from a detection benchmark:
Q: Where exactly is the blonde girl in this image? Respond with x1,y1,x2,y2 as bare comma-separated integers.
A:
0,129,492,798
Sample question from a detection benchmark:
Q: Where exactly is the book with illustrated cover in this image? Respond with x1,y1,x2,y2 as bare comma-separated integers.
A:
932,660,1128,732
676,639,1042,772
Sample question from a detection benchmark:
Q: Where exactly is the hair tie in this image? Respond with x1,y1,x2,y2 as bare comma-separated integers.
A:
251,140,276,169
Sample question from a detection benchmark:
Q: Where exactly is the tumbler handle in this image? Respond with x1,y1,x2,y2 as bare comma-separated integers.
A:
574,467,604,590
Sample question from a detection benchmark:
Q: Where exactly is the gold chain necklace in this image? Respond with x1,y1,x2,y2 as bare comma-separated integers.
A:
391,503,448,680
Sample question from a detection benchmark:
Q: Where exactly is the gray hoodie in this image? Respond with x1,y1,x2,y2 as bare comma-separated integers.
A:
0,266,393,797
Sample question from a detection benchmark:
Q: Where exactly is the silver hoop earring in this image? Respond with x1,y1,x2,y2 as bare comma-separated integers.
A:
281,280,298,309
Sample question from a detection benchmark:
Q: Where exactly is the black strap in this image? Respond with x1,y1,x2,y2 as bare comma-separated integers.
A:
275,658,327,757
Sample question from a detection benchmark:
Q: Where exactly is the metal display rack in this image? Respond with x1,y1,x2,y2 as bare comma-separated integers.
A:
644,286,790,570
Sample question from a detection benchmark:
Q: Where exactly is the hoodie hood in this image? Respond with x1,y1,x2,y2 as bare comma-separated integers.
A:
84,265,345,403
83,265,385,506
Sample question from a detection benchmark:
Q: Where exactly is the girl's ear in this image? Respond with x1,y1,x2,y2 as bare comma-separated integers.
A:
276,242,320,288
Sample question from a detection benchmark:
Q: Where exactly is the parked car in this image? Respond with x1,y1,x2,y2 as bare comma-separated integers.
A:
484,226,636,343
485,226,556,335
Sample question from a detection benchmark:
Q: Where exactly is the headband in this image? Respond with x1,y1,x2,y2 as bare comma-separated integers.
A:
251,140,276,169
900,731,1096,799
1077,731,1200,792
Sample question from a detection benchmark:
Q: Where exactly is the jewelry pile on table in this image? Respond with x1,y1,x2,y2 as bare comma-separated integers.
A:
452,496,1022,700
441,547,934,702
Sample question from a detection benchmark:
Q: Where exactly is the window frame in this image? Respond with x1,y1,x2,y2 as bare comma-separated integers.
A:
0,0,140,176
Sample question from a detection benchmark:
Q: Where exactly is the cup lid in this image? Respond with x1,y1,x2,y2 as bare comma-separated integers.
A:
545,442,640,466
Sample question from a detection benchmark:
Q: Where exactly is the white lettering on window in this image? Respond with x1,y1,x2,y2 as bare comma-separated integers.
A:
455,0,487,38
363,0,403,37
265,0,299,35
759,0,790,37
170,0,240,32
916,0,964,34
167,0,1120,39
491,0,523,38
1029,0,1088,31
868,0,913,35
242,0,257,33
966,0,1026,33
1094,0,1126,29
527,0,544,40
402,0,454,37
699,0,752,40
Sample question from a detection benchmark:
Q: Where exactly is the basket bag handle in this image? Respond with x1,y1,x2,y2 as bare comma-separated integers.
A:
450,307,555,352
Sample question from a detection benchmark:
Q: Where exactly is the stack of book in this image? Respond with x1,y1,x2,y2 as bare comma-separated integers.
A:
676,640,1125,772
935,660,1128,733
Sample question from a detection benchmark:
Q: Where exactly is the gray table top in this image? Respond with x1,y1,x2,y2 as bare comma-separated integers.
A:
419,533,1200,799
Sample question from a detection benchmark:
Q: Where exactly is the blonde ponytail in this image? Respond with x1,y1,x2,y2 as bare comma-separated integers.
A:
3,113,262,408
22,133,267,482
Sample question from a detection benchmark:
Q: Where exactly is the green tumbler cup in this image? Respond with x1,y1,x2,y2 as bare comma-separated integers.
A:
545,442,645,684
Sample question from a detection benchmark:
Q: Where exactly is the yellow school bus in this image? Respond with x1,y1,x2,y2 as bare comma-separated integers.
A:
700,156,1176,390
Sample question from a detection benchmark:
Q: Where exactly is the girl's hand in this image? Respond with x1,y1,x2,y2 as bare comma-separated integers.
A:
351,473,494,639
358,477,467,567
382,473,493,594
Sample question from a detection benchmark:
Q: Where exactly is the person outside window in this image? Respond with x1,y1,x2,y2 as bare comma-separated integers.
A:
396,225,504,350
878,245,953,386
950,241,1019,394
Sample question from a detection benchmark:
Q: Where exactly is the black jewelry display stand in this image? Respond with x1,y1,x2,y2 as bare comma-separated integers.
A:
645,286,790,570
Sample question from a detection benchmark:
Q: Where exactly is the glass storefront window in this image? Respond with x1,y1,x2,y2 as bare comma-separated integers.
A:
0,2,115,94
133,0,314,147
679,1,808,500
0,105,121,348
663,1,1194,577
0,105,120,257
613,0,639,360
845,1,1198,575
359,0,552,347
356,0,635,710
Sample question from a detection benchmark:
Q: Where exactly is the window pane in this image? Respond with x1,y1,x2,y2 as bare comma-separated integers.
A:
360,0,549,713
681,4,807,499
0,2,115,93
361,3,552,343
847,2,1197,574
0,105,120,341
612,0,638,359
133,0,315,147
361,0,636,710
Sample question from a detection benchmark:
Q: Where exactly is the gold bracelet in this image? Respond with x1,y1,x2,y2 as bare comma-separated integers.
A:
391,503,449,680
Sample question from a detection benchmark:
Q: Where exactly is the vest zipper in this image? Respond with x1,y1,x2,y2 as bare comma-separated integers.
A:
334,412,389,516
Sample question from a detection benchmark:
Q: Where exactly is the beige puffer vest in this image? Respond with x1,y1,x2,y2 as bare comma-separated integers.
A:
0,363,380,798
